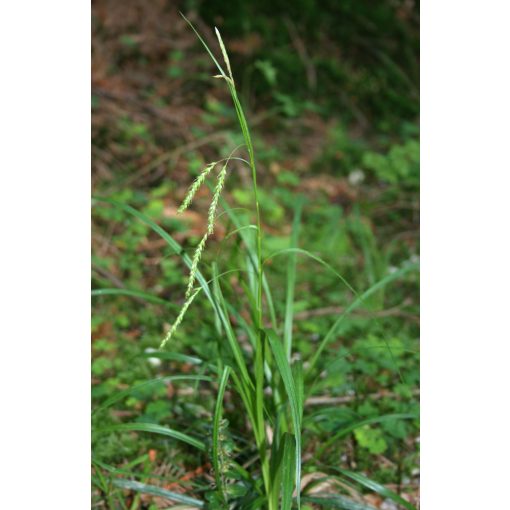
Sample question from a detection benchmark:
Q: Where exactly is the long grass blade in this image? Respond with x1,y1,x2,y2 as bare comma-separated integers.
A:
99,422,206,451
180,13,227,80
137,351,204,365
254,326,266,484
293,360,304,421
93,457,170,481
112,479,204,507
303,494,377,510
281,432,296,510
334,469,417,510
93,375,211,414
92,288,173,306
211,264,253,389
264,247,358,297
284,199,303,360
266,329,302,508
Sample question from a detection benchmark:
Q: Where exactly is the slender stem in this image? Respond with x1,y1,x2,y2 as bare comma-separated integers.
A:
249,147,263,325
248,120,272,509
229,86,273,508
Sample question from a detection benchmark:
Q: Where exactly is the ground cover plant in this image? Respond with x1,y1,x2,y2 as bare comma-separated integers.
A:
92,3,419,509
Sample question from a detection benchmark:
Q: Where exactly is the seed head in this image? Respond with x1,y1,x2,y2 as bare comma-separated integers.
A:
207,162,228,235
178,161,217,213
160,288,201,349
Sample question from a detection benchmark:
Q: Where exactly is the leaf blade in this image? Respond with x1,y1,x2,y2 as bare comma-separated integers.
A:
281,433,296,510
91,288,173,306
335,469,417,510
112,479,204,507
93,375,211,414
284,199,303,360
98,422,206,451
266,329,302,508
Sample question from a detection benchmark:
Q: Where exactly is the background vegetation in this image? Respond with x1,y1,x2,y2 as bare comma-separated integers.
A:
92,1,419,508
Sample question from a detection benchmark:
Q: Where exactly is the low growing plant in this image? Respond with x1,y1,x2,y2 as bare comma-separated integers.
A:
92,16,418,510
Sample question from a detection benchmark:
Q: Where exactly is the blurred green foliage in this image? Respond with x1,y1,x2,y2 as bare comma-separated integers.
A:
190,0,418,131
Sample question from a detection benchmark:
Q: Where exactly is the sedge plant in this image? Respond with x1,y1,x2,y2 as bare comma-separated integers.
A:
92,16,419,510
164,18,303,509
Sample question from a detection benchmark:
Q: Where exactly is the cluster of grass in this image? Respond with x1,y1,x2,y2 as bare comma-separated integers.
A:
92,17,419,510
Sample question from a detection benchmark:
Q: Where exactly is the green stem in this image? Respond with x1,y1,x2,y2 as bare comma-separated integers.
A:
230,86,273,508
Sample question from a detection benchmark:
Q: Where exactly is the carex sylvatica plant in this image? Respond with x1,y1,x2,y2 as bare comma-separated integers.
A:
158,18,304,509
93,15,419,510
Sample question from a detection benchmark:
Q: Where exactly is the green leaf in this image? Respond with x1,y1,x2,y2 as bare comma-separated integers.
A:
218,198,278,330
264,247,358,298
112,479,204,507
281,433,296,510
137,351,204,366
211,264,253,390
284,198,303,360
93,375,211,414
92,288,173,306
353,426,387,455
266,329,302,508
98,422,205,451
303,495,377,510
293,360,304,421
181,14,227,81
335,469,416,510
